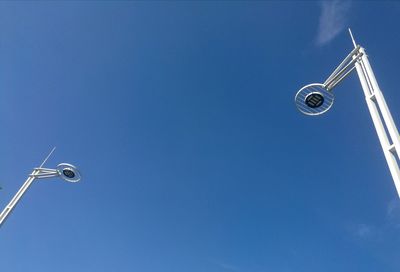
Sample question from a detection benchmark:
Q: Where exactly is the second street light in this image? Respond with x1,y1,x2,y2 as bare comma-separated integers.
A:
295,29,400,198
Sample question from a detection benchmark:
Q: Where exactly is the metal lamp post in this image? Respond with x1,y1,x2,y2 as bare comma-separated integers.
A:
0,148,81,227
295,29,400,197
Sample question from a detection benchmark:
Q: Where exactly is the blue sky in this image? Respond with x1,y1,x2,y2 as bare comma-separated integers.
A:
1,1,400,271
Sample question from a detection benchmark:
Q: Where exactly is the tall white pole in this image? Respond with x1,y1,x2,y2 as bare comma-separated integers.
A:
0,148,56,227
354,48,400,197
0,170,38,226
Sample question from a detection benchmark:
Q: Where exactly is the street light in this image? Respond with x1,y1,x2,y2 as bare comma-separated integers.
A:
295,29,400,198
0,148,81,227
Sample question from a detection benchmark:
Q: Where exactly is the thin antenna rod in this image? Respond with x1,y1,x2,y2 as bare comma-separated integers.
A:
348,28,357,48
39,147,56,168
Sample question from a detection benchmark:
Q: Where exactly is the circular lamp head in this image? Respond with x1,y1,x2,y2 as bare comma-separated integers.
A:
57,163,81,183
295,83,334,116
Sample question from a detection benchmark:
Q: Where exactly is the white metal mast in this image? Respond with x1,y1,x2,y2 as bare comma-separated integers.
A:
350,30,400,197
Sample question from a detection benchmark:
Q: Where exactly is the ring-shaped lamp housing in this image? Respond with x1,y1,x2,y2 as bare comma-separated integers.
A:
295,83,334,116
57,163,81,183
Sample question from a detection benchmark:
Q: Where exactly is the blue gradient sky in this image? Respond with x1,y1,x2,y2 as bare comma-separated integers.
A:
1,1,400,272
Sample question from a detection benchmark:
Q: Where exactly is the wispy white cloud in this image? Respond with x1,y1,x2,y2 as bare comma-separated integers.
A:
354,223,374,238
316,1,351,46
349,199,400,240
217,262,240,272
387,198,400,228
